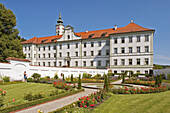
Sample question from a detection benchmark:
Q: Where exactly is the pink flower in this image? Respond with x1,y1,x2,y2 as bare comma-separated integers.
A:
0,89,2,91
80,105,82,107
98,96,100,99
3,91,6,93
86,98,89,100
13,99,15,102
81,101,84,103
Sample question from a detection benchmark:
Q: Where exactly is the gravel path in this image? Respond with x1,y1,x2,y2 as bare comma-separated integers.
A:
14,88,97,113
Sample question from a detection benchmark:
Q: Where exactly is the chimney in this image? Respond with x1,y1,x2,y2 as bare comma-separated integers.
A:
115,25,117,30
131,20,134,23
85,30,88,33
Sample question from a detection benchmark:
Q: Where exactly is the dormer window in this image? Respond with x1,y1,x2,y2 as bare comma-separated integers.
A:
101,32,107,37
88,34,94,38
68,35,70,39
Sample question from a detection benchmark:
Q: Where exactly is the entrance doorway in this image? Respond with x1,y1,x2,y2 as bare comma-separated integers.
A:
67,61,70,67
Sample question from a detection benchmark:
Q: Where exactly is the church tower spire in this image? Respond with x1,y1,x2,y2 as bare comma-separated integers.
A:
56,13,64,35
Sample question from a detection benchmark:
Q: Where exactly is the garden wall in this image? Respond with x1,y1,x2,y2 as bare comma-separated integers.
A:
0,58,108,81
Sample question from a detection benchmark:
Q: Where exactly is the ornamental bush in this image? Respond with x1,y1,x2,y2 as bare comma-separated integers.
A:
155,75,159,86
104,74,108,91
54,72,58,79
24,92,45,101
78,74,82,89
52,82,76,90
122,74,125,83
62,74,65,81
3,76,10,82
32,73,41,82
71,74,73,83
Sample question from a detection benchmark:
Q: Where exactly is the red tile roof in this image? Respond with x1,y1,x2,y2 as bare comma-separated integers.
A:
6,57,31,62
22,22,154,44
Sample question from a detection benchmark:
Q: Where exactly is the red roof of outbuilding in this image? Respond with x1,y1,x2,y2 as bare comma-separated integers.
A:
22,22,154,44
6,57,31,62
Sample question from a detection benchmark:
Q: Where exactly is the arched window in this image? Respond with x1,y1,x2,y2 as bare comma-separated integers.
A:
68,35,70,39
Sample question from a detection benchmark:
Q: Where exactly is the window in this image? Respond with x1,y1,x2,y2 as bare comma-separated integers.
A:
48,53,50,58
137,36,140,42
91,51,94,56
137,47,140,53
59,52,62,57
38,54,40,58
59,44,62,49
114,59,117,65
121,70,125,73
34,47,36,51
83,61,86,66
106,49,109,55
25,46,27,51
129,36,132,43
84,42,86,48
43,46,45,51
145,58,149,65
75,43,78,48
106,41,109,46
129,47,132,53
129,59,132,65
98,41,101,47
121,59,125,65
137,59,140,65
34,54,36,58
137,70,140,73
91,61,93,66
114,48,117,54
38,47,40,51
67,44,70,49
48,62,50,66
54,45,56,50
67,52,70,57
54,53,56,57
38,62,40,66
68,35,70,39
121,37,125,43
59,61,62,66
54,62,56,67
91,42,94,47
84,51,86,56
145,70,148,74
114,38,117,44
28,53,30,58
75,61,78,66
43,62,45,66
43,54,45,58
106,60,109,67
28,46,31,51
98,61,101,66
75,52,78,56
98,50,101,56
114,71,117,73
145,35,149,42
121,47,125,53
48,46,51,50
145,46,149,52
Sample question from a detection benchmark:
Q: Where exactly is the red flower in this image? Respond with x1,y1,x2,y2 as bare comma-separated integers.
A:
94,92,96,95
126,88,128,91
13,99,15,102
98,96,100,99
79,98,81,100
81,101,84,103
86,98,89,100
84,105,87,108
93,99,95,102
134,89,136,91
69,83,71,85
3,91,6,93
80,105,82,107
0,89,2,91
104,85,106,88
141,87,143,89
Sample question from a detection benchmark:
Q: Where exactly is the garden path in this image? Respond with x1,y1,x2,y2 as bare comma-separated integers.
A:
14,88,97,113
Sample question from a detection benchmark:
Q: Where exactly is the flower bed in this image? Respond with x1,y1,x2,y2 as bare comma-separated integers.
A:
124,79,155,86
74,79,104,83
52,82,76,90
0,89,84,113
112,86,168,94
0,81,23,85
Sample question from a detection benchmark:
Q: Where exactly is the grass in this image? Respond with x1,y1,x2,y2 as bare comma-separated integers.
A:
0,82,62,105
92,91,170,113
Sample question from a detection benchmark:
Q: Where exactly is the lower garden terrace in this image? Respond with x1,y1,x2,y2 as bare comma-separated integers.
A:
0,72,170,113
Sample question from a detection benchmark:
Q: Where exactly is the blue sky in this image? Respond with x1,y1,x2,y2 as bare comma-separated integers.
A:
1,0,170,65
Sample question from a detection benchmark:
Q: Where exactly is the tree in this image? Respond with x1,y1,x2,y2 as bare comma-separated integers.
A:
62,74,65,81
158,75,162,86
122,73,125,83
155,75,159,86
54,72,58,79
0,3,26,62
78,74,82,89
104,74,109,91
71,74,73,83
153,64,163,69
32,73,41,82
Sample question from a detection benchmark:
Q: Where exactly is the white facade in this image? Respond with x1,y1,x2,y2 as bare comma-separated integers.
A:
22,14,155,74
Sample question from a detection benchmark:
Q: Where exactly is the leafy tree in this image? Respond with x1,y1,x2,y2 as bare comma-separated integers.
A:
78,74,82,89
32,73,41,82
0,3,26,62
158,75,162,85
54,72,59,79
153,64,163,69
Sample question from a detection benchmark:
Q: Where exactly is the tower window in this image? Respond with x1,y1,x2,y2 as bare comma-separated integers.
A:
68,35,70,39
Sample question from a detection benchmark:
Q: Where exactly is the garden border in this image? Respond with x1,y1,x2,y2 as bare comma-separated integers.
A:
0,89,84,113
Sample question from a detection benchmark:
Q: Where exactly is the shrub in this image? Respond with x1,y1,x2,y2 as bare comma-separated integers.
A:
24,92,45,101
78,74,82,89
54,72,59,80
32,73,41,82
92,74,102,79
3,76,10,82
62,74,65,81
159,75,162,85
155,75,159,86
82,73,92,79
27,78,34,82
167,74,170,80
71,74,73,83
104,74,108,91
53,82,76,90
122,74,125,83
44,76,50,79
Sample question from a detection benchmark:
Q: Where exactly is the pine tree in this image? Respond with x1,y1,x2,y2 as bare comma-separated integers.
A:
71,74,73,83
78,74,82,89
62,74,65,81
158,75,162,86
0,3,26,62
104,74,109,91
122,74,125,83
155,75,159,86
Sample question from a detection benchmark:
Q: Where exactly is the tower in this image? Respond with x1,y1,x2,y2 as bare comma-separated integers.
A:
56,13,64,35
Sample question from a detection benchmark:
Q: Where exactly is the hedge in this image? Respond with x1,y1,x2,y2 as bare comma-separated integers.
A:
0,89,84,113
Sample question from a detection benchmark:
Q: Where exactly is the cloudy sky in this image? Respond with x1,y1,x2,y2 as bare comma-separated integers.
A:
1,0,170,65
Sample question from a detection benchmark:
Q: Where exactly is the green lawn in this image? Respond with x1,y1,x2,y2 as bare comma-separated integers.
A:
0,82,59,105
92,91,170,113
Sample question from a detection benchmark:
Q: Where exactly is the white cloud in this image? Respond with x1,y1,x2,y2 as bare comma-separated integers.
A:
154,55,170,61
